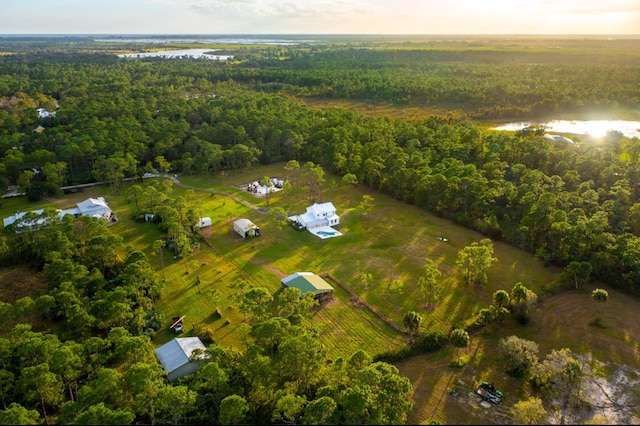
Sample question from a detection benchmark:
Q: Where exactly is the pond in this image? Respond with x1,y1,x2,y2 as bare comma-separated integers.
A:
117,48,232,60
493,120,640,139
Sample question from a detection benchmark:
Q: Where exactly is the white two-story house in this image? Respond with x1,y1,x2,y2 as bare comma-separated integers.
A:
294,202,340,230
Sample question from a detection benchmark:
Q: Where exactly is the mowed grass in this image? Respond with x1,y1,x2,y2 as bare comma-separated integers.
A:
178,164,561,352
0,165,561,361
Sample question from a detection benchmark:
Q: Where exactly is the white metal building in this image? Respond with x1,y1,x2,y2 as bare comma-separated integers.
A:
233,218,261,239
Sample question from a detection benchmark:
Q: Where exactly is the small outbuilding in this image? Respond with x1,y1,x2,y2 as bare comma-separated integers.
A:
233,218,260,239
197,217,212,228
281,272,334,301
154,337,208,381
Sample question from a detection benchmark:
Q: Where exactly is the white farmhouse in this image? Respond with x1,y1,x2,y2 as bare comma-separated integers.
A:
65,197,113,220
294,202,340,230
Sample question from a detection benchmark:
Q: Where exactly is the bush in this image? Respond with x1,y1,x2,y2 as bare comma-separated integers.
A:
42,181,61,198
145,309,165,331
542,277,570,296
132,209,147,222
26,183,44,201
198,325,217,344
413,330,448,352
499,335,539,377
373,346,416,363
511,304,530,325
449,356,469,367
373,329,449,362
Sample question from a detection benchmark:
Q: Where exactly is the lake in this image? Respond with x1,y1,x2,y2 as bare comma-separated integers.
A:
493,120,640,139
117,48,232,60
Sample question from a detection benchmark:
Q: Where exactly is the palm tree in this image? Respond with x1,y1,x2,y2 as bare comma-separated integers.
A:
403,311,422,343
591,288,608,323
450,328,470,364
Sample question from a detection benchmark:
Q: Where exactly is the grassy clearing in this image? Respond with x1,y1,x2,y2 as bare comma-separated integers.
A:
0,265,48,303
175,164,561,354
0,165,562,361
312,286,406,359
302,97,470,122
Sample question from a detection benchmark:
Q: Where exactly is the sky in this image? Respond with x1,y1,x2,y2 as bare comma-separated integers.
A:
2,0,640,35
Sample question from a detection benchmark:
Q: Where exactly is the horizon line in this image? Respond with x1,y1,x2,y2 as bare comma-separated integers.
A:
1,33,639,37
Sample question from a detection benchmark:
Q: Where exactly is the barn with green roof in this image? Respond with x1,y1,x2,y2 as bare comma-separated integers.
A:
280,272,334,301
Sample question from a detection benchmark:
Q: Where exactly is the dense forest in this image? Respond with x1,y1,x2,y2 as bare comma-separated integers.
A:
1,36,640,424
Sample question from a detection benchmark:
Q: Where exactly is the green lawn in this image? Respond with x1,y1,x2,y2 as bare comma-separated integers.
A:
0,165,562,362
154,165,560,360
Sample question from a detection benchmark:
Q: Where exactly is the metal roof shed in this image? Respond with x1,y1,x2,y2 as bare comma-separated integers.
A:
280,272,334,300
154,337,208,381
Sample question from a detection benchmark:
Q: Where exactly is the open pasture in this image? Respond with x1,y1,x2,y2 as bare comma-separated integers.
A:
167,165,562,350
0,164,562,357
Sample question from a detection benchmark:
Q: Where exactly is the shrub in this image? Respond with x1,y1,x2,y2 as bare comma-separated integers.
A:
499,335,539,377
449,356,469,367
145,309,165,331
511,304,530,325
373,346,416,363
198,325,217,344
132,209,147,222
413,330,448,352
541,278,566,296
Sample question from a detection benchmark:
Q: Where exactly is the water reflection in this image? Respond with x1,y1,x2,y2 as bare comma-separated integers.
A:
118,48,232,60
493,120,640,139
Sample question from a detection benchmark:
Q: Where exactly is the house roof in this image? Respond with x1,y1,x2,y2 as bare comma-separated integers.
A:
234,218,258,230
197,217,212,228
154,337,207,375
3,197,112,229
65,197,111,219
308,202,336,215
298,211,320,225
281,272,334,295
3,209,47,228
77,197,110,214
